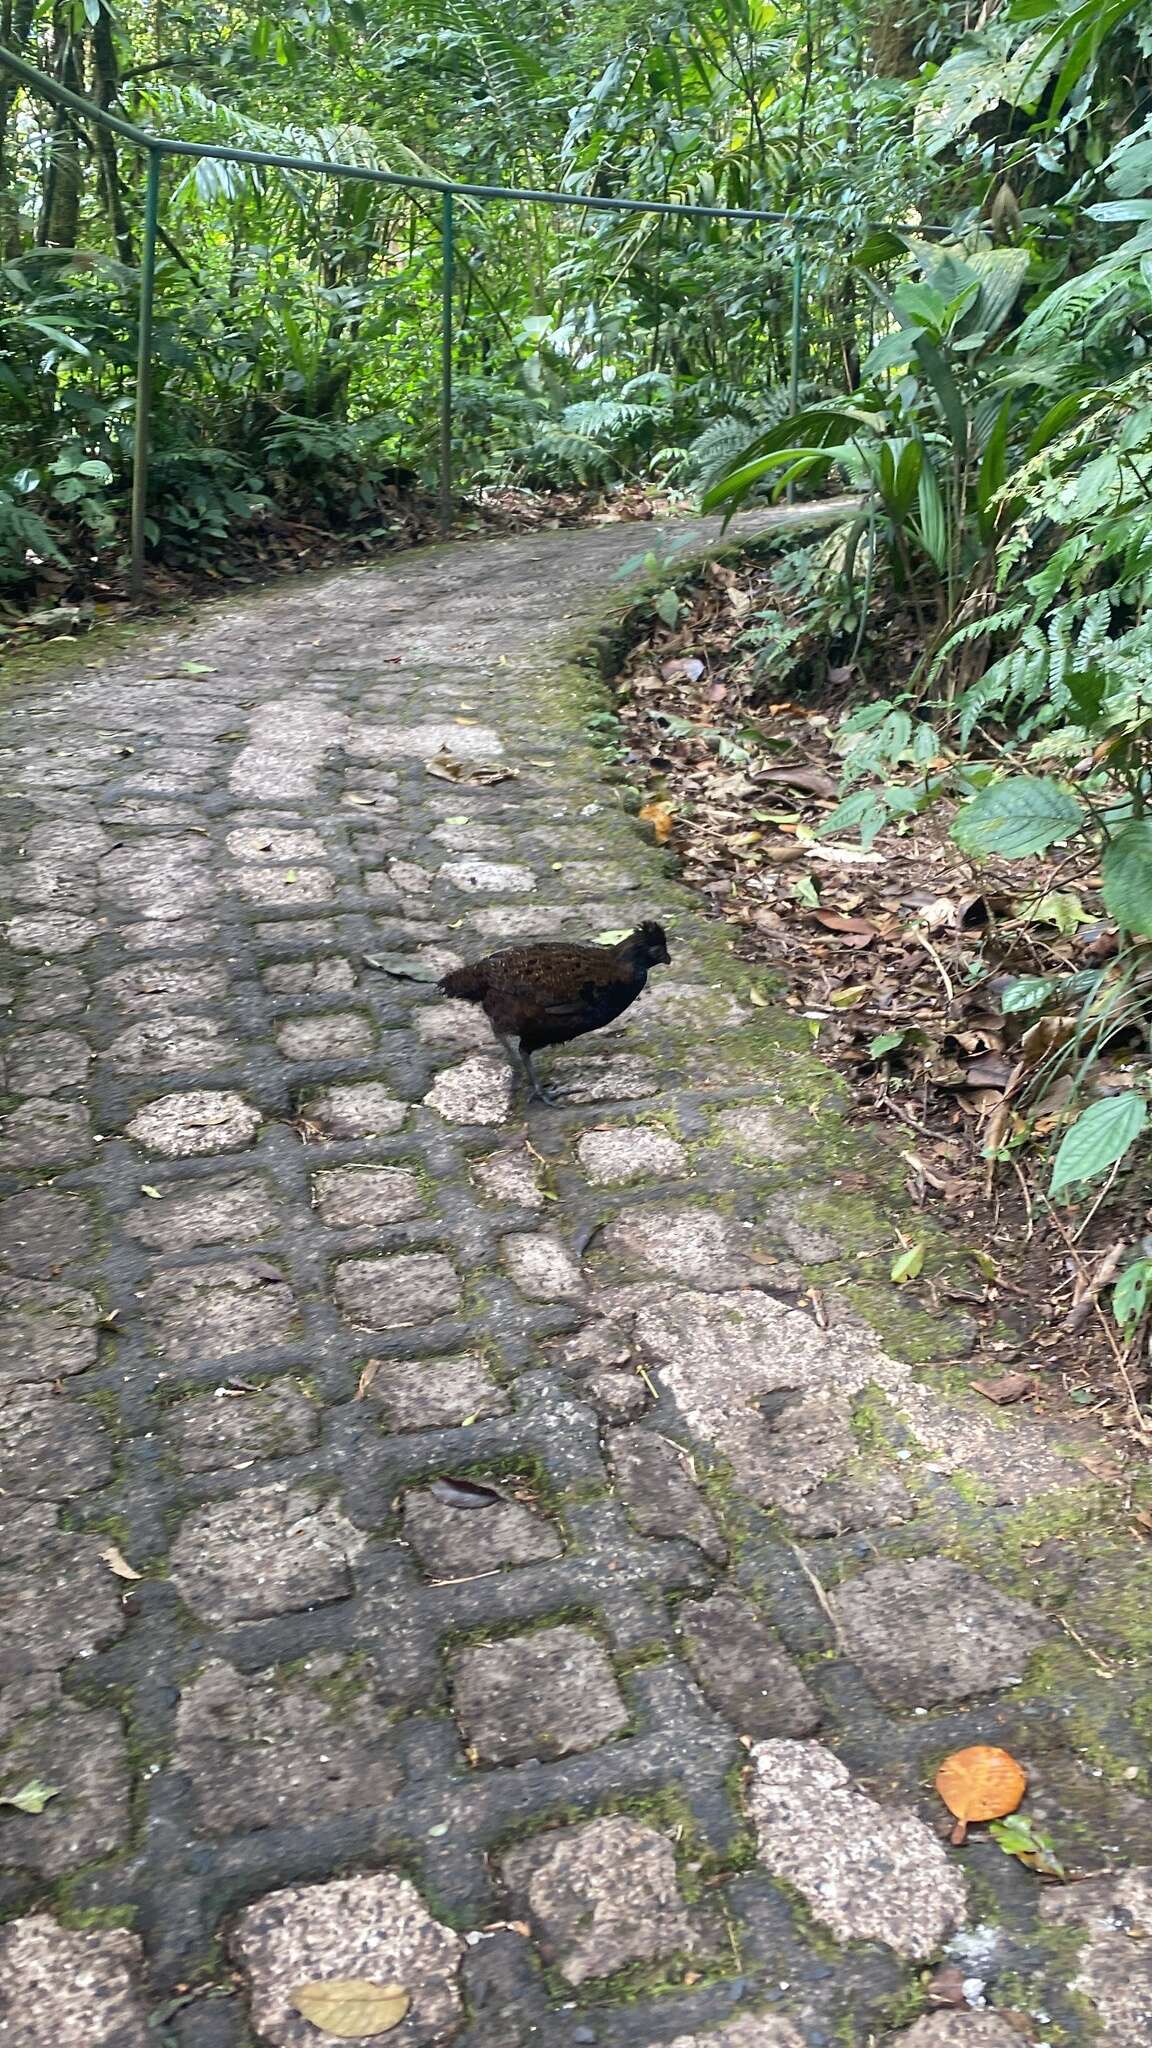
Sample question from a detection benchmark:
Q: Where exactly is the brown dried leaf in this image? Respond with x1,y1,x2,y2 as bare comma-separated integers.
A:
289,1981,410,2038
355,1360,383,1401
813,912,877,947
757,764,838,800
639,800,674,845
99,1544,142,1582
426,754,516,786
972,1373,1034,1407
935,1746,1028,1844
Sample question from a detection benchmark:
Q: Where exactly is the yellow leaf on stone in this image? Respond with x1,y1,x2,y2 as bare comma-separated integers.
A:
289,1979,410,2038
99,1544,142,1581
935,1745,1027,1845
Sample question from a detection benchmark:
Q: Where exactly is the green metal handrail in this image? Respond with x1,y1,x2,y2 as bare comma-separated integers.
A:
1,42,836,588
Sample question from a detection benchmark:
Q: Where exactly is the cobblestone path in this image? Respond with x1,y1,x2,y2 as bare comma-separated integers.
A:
1,520,1151,2048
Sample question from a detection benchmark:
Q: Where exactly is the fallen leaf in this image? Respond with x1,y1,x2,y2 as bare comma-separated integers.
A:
429,1476,505,1510
829,983,870,1009
972,1373,1034,1406
1014,890,1090,936
869,1031,906,1057
961,1054,1015,1091
936,1745,1028,1844
426,755,516,786
748,985,769,1008
757,764,838,800
926,1963,970,2009
890,1241,926,1284
355,1360,382,1401
639,800,674,844
99,1544,142,1581
988,1812,1067,1878
0,1779,61,1813
595,929,631,944
140,1185,162,1200
1019,1015,1076,1066
289,1980,410,2039
813,912,877,943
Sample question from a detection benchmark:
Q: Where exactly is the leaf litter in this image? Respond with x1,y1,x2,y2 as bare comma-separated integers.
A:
614,549,1152,1441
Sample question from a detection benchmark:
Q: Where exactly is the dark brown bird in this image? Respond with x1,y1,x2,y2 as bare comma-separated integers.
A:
439,921,671,1103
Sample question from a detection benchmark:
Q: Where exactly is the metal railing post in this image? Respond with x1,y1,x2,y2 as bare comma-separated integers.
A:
130,145,160,595
439,187,454,536
786,232,804,506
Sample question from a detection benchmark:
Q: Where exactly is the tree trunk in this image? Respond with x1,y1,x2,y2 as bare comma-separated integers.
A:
37,17,85,249
91,4,134,264
0,0,37,256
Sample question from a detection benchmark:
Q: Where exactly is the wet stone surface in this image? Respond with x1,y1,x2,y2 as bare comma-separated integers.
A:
502,1814,704,1986
832,1558,1055,1706
0,515,1137,2048
173,1656,402,1834
402,1486,564,1577
450,1623,629,1764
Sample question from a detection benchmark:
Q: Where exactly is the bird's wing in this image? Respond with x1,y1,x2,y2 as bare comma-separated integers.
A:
526,980,607,1026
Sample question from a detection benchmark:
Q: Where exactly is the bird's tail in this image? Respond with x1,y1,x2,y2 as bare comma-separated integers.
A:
440,962,489,1003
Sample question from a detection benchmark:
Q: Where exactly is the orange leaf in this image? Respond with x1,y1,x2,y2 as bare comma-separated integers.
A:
935,1745,1027,1844
639,800,674,845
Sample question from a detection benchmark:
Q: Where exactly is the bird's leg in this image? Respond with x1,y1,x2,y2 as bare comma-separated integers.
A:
521,1046,560,1107
492,1031,556,1105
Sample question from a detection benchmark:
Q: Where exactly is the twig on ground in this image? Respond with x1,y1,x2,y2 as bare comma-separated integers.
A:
1062,1237,1127,1335
913,926,955,1005
787,1540,846,1650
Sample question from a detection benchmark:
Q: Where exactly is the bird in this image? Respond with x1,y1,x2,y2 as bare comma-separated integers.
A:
438,920,671,1103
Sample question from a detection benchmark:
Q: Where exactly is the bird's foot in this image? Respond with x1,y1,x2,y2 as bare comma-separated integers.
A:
528,1082,562,1107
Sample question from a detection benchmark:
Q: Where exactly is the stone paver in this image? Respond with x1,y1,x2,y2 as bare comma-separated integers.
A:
0,511,1138,2047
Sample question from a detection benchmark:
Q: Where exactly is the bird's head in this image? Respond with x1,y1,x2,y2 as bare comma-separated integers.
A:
632,920,670,967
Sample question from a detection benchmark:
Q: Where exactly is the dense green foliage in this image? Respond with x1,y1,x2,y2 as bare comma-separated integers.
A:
4,0,1119,589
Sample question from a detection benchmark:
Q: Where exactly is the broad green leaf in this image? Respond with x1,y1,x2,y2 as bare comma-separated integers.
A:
1001,975,1061,1014
976,397,1011,540
891,1241,926,1284
0,1780,60,1814
1102,821,1152,936
912,333,968,450
1026,390,1103,457
1084,199,1152,222
967,248,1031,337
916,460,949,570
655,589,680,627
1050,1092,1148,1196
862,328,922,377
952,778,1085,860
1016,891,1091,936
989,1813,1067,1878
869,1031,906,1056
1113,1258,1152,1331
